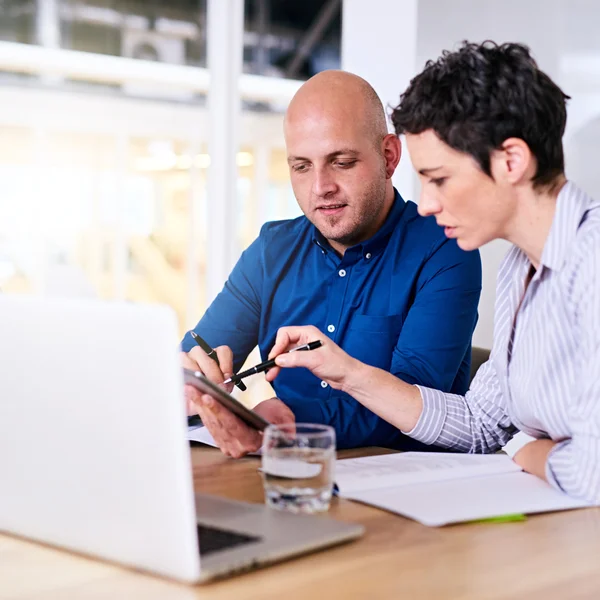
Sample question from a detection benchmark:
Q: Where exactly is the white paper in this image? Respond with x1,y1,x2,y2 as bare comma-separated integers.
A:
335,452,521,494
335,452,591,526
187,424,218,447
342,471,589,526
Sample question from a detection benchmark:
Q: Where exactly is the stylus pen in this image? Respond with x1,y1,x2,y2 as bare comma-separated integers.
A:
189,331,247,392
223,340,322,385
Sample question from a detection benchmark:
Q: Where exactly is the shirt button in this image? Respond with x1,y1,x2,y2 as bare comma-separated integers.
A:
365,253,372,259
338,269,346,277
321,381,328,388
327,324,335,333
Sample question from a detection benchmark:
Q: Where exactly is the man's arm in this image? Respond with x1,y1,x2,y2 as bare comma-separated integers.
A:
180,232,275,457
391,239,481,391
181,235,264,371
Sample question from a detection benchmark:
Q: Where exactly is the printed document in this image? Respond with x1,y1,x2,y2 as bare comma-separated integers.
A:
335,452,590,526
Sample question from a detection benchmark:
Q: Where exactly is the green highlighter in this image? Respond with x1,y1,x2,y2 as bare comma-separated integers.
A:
474,513,527,524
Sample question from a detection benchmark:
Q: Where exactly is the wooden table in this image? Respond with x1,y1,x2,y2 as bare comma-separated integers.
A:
3,446,600,600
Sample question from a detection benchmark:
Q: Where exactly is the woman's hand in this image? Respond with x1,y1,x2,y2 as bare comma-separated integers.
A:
265,325,361,393
266,325,423,433
513,438,557,481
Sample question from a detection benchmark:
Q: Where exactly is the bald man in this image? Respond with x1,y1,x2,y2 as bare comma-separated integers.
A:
181,71,482,457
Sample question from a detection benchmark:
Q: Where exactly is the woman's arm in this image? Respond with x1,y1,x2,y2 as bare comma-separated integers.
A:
268,325,423,430
541,241,600,503
268,325,515,453
513,439,558,480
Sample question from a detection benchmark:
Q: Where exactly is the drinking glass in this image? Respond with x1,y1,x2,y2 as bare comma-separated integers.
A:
261,423,336,514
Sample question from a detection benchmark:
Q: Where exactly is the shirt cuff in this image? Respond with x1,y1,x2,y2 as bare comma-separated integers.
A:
502,432,537,459
402,386,447,445
544,439,571,492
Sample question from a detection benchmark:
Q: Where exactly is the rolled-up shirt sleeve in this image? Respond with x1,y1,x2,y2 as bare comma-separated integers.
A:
404,351,517,453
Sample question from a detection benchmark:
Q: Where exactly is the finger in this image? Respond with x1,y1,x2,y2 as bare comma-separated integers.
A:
186,397,197,416
277,403,295,421
214,346,234,380
268,328,298,359
188,346,225,384
230,426,262,457
200,394,217,410
209,398,262,456
184,384,203,416
236,435,263,457
201,394,258,447
273,418,296,438
274,346,323,369
270,408,295,426
182,353,206,414
197,399,237,453
256,399,295,424
264,365,281,382
181,351,200,371
268,325,322,359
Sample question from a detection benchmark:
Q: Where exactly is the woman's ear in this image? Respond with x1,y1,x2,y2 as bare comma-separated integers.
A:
491,137,536,185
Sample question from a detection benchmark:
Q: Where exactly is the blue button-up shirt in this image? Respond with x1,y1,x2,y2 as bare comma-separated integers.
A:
182,190,482,450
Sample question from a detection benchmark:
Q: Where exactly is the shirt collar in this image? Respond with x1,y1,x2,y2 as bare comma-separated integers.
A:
312,188,407,259
540,181,597,272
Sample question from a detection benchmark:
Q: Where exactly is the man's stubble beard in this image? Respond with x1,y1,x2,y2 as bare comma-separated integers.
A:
324,177,388,247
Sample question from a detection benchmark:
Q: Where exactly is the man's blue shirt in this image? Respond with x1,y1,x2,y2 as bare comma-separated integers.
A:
182,190,482,450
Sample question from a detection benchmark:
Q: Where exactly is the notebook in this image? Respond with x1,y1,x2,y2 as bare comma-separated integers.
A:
335,452,591,526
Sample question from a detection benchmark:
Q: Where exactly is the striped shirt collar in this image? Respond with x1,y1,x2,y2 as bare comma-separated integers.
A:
541,181,592,272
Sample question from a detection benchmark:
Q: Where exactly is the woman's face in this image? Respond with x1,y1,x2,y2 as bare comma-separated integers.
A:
405,129,515,251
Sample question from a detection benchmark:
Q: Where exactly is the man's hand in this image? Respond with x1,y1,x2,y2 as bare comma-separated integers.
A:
193,395,295,458
181,344,234,416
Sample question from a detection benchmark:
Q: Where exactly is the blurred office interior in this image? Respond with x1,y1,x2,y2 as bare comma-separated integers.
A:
0,0,599,402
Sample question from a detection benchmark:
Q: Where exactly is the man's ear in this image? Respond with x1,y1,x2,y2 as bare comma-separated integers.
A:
382,134,401,179
491,137,536,185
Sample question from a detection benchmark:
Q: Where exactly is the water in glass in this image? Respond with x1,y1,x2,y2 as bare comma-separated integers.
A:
262,423,335,514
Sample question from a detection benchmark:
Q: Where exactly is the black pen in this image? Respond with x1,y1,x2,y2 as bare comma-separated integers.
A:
223,340,322,385
189,331,247,392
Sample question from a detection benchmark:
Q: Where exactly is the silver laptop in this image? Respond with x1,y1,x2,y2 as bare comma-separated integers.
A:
0,295,363,583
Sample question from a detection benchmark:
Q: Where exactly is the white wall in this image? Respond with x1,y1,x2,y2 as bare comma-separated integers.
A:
415,0,600,348
341,0,418,198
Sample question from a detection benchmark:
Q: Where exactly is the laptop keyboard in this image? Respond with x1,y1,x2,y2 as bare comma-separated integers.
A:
197,524,262,556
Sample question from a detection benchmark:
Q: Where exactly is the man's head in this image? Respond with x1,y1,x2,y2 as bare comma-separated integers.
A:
391,41,570,251
284,70,400,253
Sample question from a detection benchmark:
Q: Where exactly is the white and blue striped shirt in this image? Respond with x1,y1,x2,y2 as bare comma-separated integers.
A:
408,181,600,503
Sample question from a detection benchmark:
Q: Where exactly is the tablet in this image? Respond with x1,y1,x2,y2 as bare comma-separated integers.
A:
182,368,270,431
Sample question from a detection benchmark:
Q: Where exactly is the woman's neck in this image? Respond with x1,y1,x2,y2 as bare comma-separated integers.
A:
504,177,567,270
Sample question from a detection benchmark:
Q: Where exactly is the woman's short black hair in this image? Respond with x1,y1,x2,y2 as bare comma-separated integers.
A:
391,41,570,188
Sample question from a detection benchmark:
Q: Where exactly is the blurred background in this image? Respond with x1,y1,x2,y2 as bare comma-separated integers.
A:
0,0,599,402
